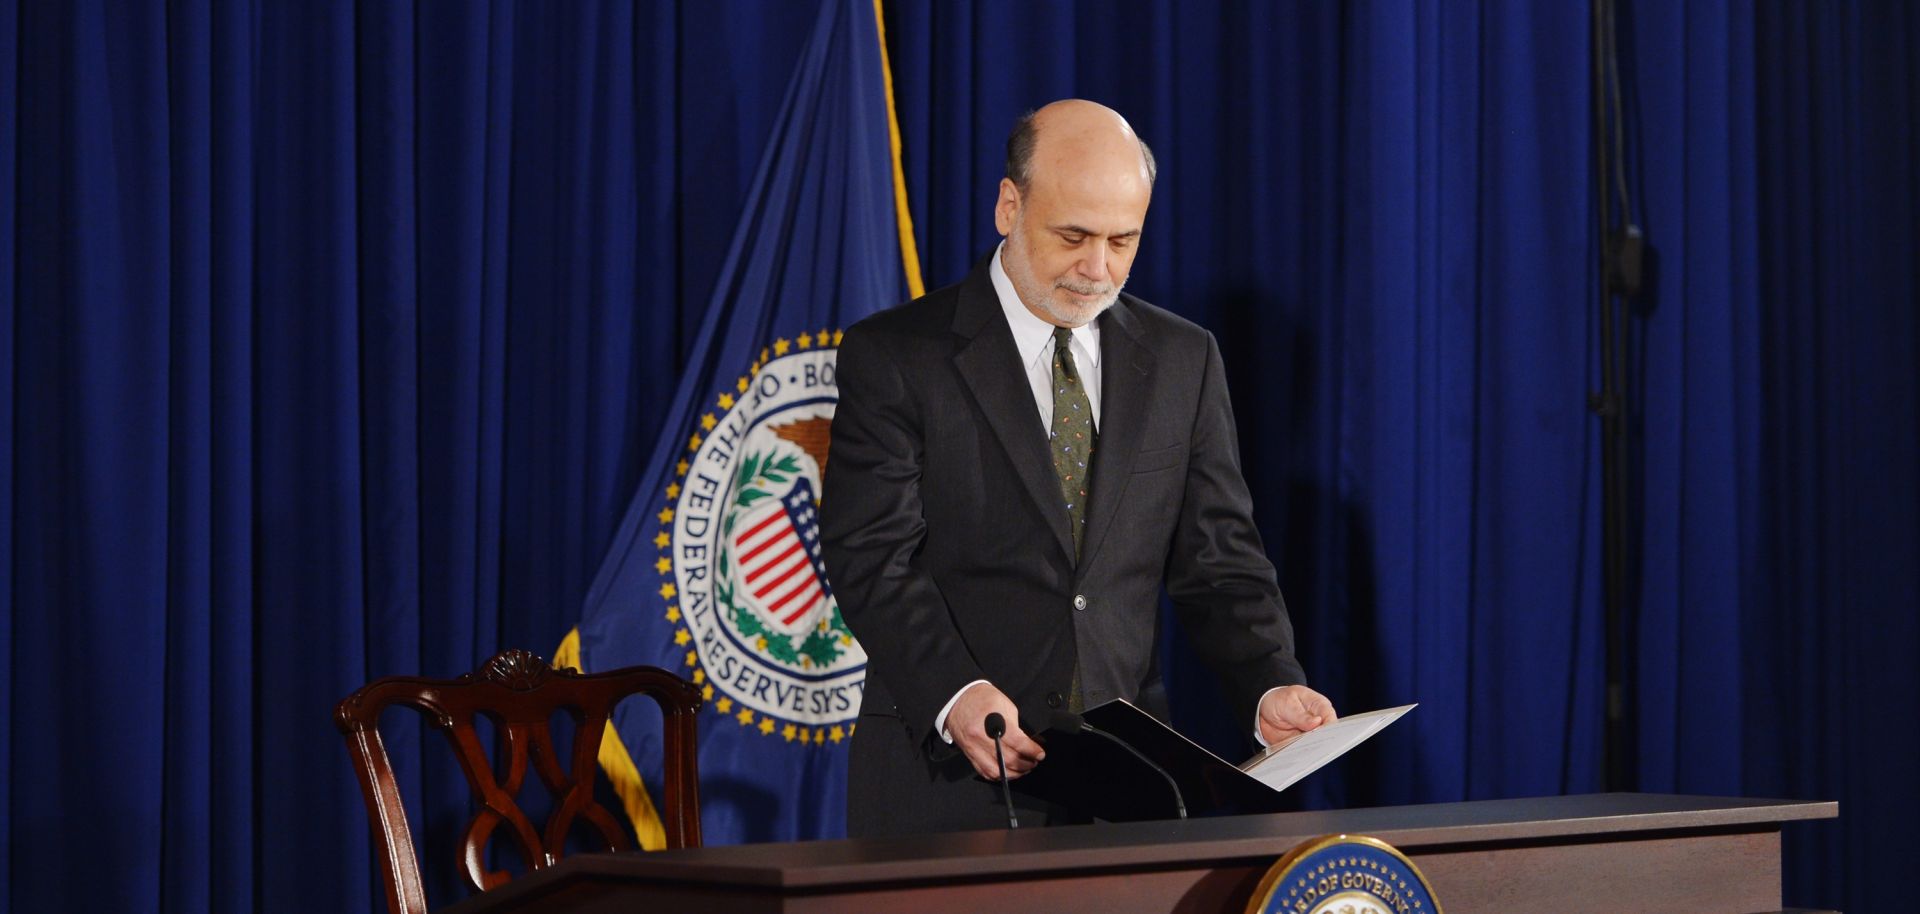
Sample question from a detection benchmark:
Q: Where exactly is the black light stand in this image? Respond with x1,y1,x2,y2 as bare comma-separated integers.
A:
1591,0,1646,793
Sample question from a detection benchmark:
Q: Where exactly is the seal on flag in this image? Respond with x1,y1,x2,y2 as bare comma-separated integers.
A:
655,332,865,744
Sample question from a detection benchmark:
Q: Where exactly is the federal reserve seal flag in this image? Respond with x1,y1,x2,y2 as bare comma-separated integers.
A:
673,342,865,735
558,0,923,846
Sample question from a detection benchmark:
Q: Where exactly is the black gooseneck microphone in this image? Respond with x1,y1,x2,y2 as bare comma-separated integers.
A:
1078,720,1187,820
983,712,1020,828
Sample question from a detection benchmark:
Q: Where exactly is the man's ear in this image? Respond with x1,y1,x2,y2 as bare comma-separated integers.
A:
994,179,1020,236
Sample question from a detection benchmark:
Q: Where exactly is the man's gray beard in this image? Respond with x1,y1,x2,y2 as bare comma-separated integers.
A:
1006,227,1124,328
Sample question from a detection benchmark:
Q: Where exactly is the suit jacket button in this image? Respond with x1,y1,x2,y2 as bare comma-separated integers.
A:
1046,692,1063,709
1072,594,1087,611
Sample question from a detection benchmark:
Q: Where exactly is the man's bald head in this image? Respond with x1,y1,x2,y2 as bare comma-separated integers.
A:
1004,100,1157,195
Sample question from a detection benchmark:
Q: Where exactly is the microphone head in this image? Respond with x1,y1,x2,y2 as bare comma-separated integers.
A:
983,712,1006,739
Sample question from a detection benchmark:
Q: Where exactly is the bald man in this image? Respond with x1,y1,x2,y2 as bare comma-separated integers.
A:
821,100,1335,837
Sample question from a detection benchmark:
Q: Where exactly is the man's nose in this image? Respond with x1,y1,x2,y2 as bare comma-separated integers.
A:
1075,245,1110,283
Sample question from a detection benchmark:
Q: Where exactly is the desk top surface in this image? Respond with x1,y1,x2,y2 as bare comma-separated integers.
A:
440,792,1835,911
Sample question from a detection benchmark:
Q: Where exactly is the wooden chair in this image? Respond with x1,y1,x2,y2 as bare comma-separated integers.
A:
334,649,702,914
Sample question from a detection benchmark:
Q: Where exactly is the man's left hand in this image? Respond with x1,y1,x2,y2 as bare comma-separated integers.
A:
1258,685,1338,745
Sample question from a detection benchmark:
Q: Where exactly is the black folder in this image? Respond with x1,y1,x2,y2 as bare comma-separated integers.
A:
1008,699,1290,822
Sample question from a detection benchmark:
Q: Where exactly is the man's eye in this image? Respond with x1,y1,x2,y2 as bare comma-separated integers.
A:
1060,234,1086,245
1110,238,1132,250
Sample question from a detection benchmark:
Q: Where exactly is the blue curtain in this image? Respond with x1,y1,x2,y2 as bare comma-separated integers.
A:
2,1,1913,912
2,0,819,910
1740,2,1919,900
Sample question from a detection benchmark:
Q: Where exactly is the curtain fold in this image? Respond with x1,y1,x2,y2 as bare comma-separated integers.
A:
0,0,18,905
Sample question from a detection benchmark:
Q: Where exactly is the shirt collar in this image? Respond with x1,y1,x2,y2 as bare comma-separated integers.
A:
990,241,1100,369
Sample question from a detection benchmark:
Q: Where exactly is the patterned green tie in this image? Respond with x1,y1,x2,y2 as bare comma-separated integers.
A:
1050,326,1096,553
1050,327,1095,712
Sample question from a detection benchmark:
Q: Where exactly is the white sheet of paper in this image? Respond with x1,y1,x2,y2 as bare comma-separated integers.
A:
1237,703,1417,793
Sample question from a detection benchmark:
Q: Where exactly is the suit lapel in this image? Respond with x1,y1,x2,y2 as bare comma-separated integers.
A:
1078,299,1156,572
950,262,1076,560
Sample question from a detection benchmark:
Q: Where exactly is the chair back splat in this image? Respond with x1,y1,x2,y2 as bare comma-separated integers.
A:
334,649,702,914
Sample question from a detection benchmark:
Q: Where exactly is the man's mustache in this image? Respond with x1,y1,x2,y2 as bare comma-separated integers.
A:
1056,278,1115,295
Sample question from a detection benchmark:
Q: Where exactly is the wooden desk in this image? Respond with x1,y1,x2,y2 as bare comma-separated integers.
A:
440,793,1836,913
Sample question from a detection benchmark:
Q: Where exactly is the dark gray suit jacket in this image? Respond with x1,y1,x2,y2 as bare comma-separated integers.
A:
820,256,1307,837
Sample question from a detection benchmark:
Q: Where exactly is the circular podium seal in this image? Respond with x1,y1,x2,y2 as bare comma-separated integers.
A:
1245,834,1443,914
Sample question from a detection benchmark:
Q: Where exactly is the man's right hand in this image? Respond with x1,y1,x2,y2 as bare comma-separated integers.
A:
947,682,1046,781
